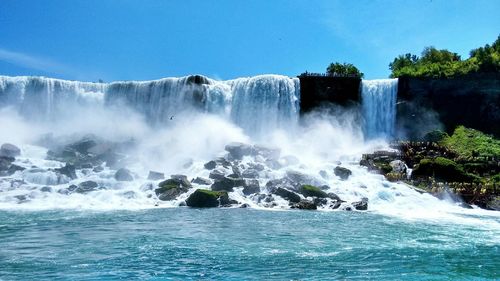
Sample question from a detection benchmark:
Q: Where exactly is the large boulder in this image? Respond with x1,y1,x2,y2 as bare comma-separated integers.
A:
352,198,368,210
242,169,259,179
155,175,192,201
209,169,226,180
242,179,260,195
147,171,165,180
203,160,217,170
286,170,322,187
192,177,212,185
389,160,407,174
298,185,328,198
273,187,301,203
334,166,352,180
114,168,133,181
75,181,99,193
0,143,21,158
186,189,231,208
225,142,253,160
211,176,246,192
291,199,317,210
252,145,281,160
55,163,77,180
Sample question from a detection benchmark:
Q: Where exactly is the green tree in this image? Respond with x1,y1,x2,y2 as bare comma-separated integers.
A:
326,62,364,78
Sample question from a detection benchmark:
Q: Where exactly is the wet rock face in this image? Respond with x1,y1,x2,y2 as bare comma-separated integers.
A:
211,176,246,192
185,189,231,208
334,166,352,180
352,198,368,210
225,142,253,160
147,171,164,180
273,187,301,203
0,143,21,158
56,163,77,180
291,199,317,210
155,175,192,201
115,168,133,182
192,177,212,185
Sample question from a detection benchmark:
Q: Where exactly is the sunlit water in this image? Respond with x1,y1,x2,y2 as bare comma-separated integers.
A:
0,75,499,280
0,208,498,280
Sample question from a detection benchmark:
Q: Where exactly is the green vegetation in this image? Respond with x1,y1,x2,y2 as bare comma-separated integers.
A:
299,185,328,198
326,62,364,78
412,157,479,183
440,126,500,158
390,35,500,78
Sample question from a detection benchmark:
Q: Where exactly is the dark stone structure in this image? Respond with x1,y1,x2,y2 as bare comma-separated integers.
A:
397,73,500,139
298,73,500,139
298,75,361,113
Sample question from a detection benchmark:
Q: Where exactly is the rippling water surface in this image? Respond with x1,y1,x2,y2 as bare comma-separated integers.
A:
0,208,498,280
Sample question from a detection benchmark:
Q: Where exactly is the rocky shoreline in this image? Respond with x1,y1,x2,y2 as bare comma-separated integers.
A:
1,128,499,211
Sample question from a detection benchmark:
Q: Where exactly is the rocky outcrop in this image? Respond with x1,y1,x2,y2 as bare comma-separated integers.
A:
0,143,21,158
334,166,352,180
185,189,232,208
155,175,192,201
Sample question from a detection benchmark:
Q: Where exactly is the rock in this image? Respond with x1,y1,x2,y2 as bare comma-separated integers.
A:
329,201,342,209
242,169,259,179
486,196,500,211
204,160,217,170
192,177,212,185
69,137,98,154
76,181,99,193
225,142,253,160
298,185,328,198
93,166,104,173
291,199,317,210
0,143,21,158
211,176,246,192
252,145,281,160
209,169,226,180
334,166,352,180
147,171,165,180
55,163,77,180
390,160,406,174
256,193,275,204
313,197,328,206
182,159,193,169
265,178,297,192
248,163,265,171
114,168,133,181
242,179,260,195
80,163,93,169
286,170,320,187
319,170,328,179
240,203,250,208
186,189,230,208
155,176,192,201
5,164,25,176
327,192,342,201
411,157,476,182
273,187,301,203
0,156,15,171
352,198,368,210
40,186,53,192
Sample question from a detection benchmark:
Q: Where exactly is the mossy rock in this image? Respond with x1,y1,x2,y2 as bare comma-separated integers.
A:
298,185,328,198
412,157,479,183
423,130,448,142
186,189,229,208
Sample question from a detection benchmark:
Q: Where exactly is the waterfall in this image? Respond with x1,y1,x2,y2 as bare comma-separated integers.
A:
361,79,398,139
0,76,106,121
0,74,299,137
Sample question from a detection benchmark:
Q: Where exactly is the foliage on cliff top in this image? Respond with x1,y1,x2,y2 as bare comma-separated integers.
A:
440,126,500,158
326,62,364,78
389,35,500,78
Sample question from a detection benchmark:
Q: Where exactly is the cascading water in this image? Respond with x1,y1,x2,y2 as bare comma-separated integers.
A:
0,74,498,229
0,74,299,138
361,79,398,140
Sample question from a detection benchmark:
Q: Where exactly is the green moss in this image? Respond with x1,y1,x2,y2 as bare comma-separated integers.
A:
423,130,449,142
299,185,328,198
413,157,479,183
491,174,500,183
440,126,500,158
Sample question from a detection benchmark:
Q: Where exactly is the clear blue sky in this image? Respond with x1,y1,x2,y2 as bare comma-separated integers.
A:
0,0,499,81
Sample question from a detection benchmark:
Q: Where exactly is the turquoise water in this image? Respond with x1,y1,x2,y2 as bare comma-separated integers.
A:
0,208,498,280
